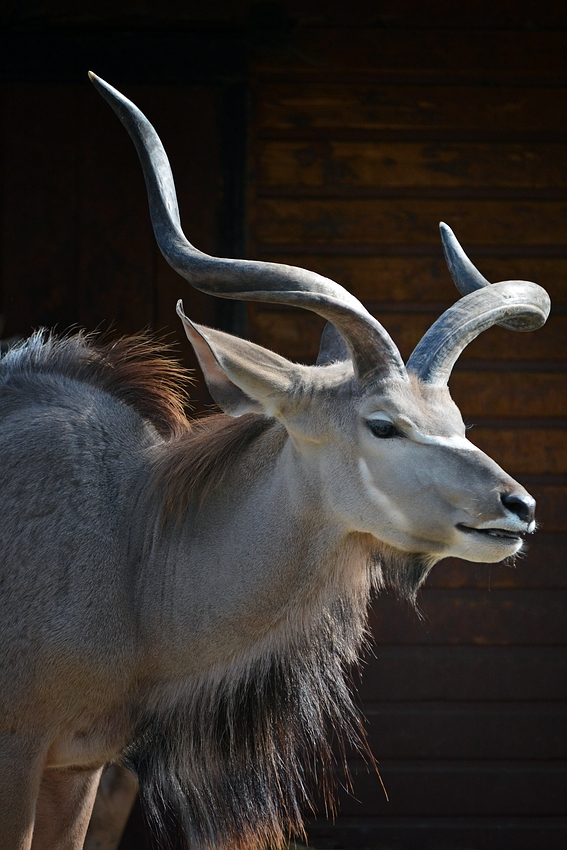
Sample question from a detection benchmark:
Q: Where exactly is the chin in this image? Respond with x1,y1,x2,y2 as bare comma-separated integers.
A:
449,534,524,563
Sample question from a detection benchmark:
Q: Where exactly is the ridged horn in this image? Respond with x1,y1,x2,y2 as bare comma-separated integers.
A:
407,279,550,385
408,223,551,384
89,72,407,385
440,222,530,332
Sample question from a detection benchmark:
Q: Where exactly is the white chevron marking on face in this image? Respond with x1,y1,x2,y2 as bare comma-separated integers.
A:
407,431,479,451
366,412,479,452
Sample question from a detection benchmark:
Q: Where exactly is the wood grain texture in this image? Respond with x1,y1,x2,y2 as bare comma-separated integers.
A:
449,372,567,418
246,21,567,846
248,306,567,363
369,589,567,646
363,702,567,760
357,646,567,701
427,534,567,587
529,487,567,532
252,198,567,246
256,141,567,191
254,27,567,79
468,427,567,474
246,255,567,303
254,84,567,136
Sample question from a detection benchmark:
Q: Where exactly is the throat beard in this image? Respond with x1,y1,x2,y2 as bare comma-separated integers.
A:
372,545,437,605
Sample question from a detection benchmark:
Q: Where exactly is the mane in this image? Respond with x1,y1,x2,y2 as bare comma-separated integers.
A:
0,329,191,438
151,413,283,523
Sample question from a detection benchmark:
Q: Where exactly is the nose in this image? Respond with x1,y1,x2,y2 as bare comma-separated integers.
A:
501,492,536,524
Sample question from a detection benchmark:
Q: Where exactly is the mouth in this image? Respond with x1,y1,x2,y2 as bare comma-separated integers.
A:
456,524,524,543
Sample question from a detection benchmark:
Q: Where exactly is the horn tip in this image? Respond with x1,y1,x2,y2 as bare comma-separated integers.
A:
88,71,104,88
88,72,115,99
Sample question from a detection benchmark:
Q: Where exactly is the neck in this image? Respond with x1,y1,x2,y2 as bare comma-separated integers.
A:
124,417,378,848
134,417,374,685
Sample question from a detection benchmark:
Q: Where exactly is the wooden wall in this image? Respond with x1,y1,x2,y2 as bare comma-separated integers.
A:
247,18,567,850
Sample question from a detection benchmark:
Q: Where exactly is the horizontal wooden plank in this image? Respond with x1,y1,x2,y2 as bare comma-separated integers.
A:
306,816,567,850
448,372,567,418
248,305,326,361
256,141,567,191
247,255,567,304
251,198,567,247
363,702,567,760
530,487,567,533
368,589,567,646
248,307,567,364
357,647,567,701
428,533,567,587
254,27,567,79
469,427,567,475
329,760,567,817
254,84,567,135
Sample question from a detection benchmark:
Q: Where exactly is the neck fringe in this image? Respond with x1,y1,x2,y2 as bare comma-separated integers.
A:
122,591,376,850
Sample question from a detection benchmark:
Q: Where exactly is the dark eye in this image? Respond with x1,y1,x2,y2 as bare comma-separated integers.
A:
367,419,400,439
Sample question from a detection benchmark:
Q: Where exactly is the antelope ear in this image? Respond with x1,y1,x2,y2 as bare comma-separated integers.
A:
177,302,298,417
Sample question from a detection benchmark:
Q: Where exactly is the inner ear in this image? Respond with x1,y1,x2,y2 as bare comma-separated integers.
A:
179,309,265,416
177,302,306,419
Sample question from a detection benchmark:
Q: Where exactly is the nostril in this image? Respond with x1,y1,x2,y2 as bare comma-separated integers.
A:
501,492,536,524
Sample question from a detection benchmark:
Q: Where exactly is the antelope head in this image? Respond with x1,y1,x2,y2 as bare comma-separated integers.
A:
90,74,550,583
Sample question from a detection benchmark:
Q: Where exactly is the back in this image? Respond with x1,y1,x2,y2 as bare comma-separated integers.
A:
0,332,179,723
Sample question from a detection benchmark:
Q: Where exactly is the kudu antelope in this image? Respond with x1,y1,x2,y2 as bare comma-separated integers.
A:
0,74,550,850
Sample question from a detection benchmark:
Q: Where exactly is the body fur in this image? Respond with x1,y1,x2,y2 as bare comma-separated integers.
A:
1,332,383,849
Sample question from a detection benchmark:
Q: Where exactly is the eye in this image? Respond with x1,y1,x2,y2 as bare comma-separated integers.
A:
367,419,400,439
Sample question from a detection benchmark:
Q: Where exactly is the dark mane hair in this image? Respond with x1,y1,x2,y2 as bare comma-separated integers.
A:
124,592,376,850
151,413,283,523
0,329,191,438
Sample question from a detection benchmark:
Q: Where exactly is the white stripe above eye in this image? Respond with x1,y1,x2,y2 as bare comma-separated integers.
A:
409,432,479,451
366,413,478,451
